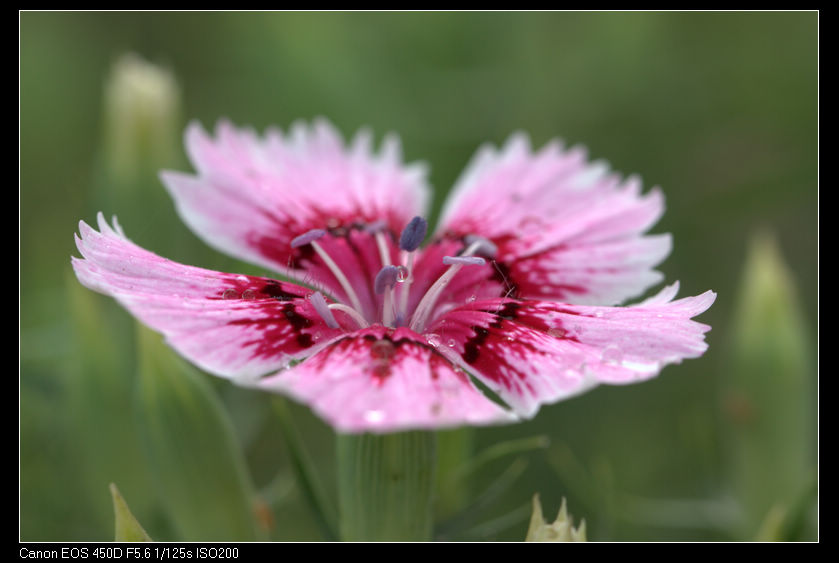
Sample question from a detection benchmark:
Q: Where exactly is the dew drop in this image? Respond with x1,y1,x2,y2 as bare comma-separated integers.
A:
447,338,456,348
426,333,441,348
466,294,477,303
364,410,385,423
326,217,341,229
222,289,239,300
518,216,542,234
236,275,248,283
241,289,256,300
395,265,409,283
601,344,623,365
594,311,604,318
313,331,321,341
548,327,566,338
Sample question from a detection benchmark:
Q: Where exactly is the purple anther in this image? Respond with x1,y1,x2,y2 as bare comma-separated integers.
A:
309,291,339,329
374,265,400,294
399,216,428,252
464,234,498,258
442,256,486,266
291,229,326,248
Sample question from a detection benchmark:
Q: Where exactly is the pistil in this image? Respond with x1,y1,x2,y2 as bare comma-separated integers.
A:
409,240,487,333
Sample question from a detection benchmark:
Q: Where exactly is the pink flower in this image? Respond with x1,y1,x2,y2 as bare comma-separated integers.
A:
73,119,715,433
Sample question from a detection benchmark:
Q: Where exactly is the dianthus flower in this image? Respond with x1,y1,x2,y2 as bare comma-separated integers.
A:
73,119,715,432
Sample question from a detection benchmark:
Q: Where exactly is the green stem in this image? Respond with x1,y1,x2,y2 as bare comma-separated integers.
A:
336,431,436,541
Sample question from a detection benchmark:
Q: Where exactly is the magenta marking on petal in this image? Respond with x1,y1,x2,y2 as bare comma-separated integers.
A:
225,302,315,358
260,280,301,301
290,312,314,348
489,260,520,299
291,229,327,248
463,326,490,364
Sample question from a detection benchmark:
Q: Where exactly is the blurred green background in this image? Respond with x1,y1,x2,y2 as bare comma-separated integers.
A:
20,12,817,541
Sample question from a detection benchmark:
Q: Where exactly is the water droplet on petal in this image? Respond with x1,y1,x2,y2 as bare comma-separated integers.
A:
395,265,409,282
519,216,542,234
241,289,256,300
506,335,515,342
548,327,565,338
426,333,440,348
601,344,623,365
364,410,385,423
222,289,239,300
447,338,456,348
326,217,341,229
594,311,604,318
466,294,477,303
313,331,321,341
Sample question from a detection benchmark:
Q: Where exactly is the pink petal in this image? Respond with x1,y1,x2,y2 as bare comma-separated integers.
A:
161,119,430,283
255,326,516,433
429,288,716,417
436,134,670,305
72,213,344,380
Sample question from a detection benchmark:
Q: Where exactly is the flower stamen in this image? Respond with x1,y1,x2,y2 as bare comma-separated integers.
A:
397,216,427,320
442,256,487,266
375,265,400,327
308,291,340,329
291,229,365,315
463,234,498,258
409,240,487,333
328,303,369,329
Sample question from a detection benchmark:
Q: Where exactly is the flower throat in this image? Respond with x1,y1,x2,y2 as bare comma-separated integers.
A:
290,216,497,334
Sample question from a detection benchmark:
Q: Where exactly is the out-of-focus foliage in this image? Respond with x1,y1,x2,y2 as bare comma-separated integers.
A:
135,326,260,541
21,12,817,541
724,234,814,540
110,484,153,542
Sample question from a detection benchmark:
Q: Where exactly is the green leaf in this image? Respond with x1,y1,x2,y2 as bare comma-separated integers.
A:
111,483,153,542
271,398,337,541
724,233,814,537
135,325,258,541
66,271,154,536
